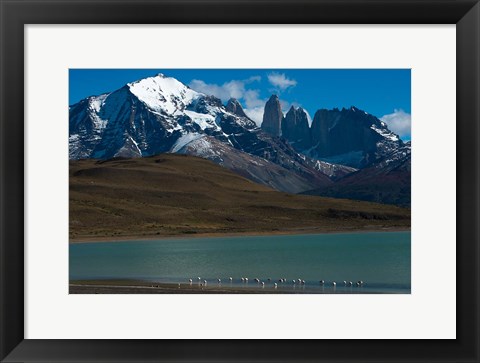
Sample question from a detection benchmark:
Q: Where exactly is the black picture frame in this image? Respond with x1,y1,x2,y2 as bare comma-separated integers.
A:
1,0,479,362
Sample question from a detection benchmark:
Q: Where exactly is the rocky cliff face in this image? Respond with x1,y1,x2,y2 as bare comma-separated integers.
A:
261,95,283,137
282,106,311,150
225,98,248,118
310,107,380,162
259,98,403,169
309,106,402,168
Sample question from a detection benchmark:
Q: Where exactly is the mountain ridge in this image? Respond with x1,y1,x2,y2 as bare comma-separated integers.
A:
69,73,411,206
69,74,338,194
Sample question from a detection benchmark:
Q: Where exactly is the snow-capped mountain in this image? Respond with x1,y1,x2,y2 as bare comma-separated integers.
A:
69,74,333,193
70,74,225,160
69,73,410,205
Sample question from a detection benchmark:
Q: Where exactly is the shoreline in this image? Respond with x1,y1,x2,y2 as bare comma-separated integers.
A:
69,280,407,294
69,226,411,244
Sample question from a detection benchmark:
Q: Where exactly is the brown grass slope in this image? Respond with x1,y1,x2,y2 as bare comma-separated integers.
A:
70,154,410,241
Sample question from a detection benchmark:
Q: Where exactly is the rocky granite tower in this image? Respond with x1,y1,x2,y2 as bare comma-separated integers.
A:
282,106,311,150
261,95,283,137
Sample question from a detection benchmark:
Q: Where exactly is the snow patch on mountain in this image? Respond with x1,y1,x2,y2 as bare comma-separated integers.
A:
371,124,399,142
184,110,220,131
114,135,142,158
313,160,357,179
170,133,204,153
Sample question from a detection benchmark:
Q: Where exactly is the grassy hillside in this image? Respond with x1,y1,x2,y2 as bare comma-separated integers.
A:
69,154,410,241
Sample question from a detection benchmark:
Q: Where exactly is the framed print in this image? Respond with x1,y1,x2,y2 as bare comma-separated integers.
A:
1,0,479,362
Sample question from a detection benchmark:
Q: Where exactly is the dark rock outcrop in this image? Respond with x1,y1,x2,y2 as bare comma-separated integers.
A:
282,106,311,150
261,95,283,137
308,106,402,168
225,98,248,118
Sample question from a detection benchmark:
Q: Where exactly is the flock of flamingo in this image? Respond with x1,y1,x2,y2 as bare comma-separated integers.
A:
186,277,365,289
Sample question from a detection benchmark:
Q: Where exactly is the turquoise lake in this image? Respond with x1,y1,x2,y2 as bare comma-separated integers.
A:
69,231,411,293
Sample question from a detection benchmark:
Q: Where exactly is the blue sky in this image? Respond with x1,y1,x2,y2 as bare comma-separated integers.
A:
70,69,411,139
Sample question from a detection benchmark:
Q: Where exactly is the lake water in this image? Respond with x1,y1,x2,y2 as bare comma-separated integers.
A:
70,231,411,293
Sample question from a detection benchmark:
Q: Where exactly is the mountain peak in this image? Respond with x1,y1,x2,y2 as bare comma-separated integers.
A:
127,74,200,114
288,105,304,113
225,98,248,118
262,94,283,137
282,105,310,149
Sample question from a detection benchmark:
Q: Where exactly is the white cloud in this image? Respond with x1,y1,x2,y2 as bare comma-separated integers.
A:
189,77,267,125
243,90,266,126
246,75,261,83
244,107,265,126
267,72,297,91
244,89,264,108
188,79,243,101
380,109,411,138
188,76,261,102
